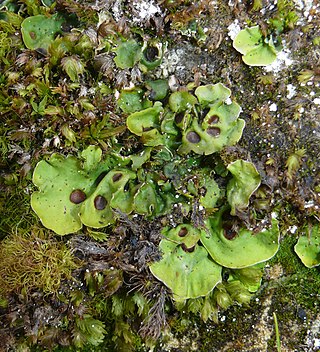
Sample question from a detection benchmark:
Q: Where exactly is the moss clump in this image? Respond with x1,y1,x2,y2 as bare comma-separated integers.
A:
0,229,81,296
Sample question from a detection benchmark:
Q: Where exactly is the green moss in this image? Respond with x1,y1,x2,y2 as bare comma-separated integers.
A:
0,186,35,237
269,0,299,32
270,234,320,304
0,229,81,296
0,0,319,350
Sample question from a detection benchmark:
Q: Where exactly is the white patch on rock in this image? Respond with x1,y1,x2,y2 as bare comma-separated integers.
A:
289,225,298,234
160,48,187,78
269,103,278,112
227,19,241,40
225,97,232,105
112,0,123,22
305,314,320,350
286,84,296,99
293,0,314,17
131,0,161,23
264,47,293,73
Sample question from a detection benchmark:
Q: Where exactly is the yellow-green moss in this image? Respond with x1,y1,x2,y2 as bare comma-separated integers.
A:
0,228,81,296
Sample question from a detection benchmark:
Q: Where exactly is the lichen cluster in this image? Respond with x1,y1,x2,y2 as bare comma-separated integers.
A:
0,0,319,351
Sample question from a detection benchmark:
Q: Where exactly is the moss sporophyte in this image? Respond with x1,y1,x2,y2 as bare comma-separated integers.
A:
31,83,281,303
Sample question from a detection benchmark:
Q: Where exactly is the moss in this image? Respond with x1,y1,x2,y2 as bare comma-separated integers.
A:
259,233,320,350
0,0,319,350
269,234,320,308
0,229,81,296
0,186,36,237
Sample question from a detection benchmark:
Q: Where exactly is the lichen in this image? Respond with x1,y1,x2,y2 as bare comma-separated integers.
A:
0,0,319,350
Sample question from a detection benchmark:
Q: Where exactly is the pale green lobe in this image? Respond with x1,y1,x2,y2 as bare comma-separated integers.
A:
208,99,242,125
150,240,222,301
21,14,63,50
177,83,245,155
169,91,197,112
227,160,261,215
233,26,278,66
294,224,320,268
140,128,164,147
195,83,231,107
242,43,277,66
110,180,136,214
79,175,114,228
113,39,141,69
31,154,91,235
231,264,265,292
199,176,221,210
126,102,164,146
31,146,125,235
224,280,252,305
129,148,152,171
81,145,102,171
162,224,201,248
80,169,136,228
126,102,163,136
146,79,169,101
233,26,262,55
117,88,152,114
178,100,244,155
200,211,280,268
134,182,164,216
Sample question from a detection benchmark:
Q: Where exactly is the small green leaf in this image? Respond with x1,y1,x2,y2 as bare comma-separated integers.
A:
201,210,280,269
225,280,252,305
126,102,163,136
169,91,197,113
79,169,136,228
231,264,265,292
86,228,108,242
242,43,277,66
150,239,222,301
81,146,102,171
233,26,262,55
294,223,320,268
114,40,141,69
134,182,164,216
199,175,221,210
233,26,279,66
117,88,152,114
43,105,64,115
31,154,92,235
178,86,244,155
195,83,231,106
162,224,201,248
129,148,152,171
146,79,169,101
227,160,261,215
75,314,106,346
21,14,63,51
61,124,77,143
